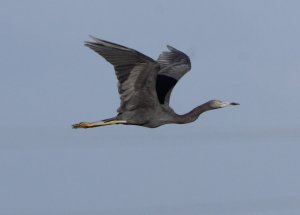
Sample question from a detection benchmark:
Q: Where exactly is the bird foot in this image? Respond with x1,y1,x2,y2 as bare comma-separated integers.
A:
72,119,127,129
72,122,93,129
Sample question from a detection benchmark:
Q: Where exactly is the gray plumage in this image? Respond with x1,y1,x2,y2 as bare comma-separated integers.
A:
72,36,239,129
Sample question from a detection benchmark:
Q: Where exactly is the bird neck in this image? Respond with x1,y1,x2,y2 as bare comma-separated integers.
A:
175,102,211,124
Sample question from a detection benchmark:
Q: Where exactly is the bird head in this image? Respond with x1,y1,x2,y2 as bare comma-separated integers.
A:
208,100,240,109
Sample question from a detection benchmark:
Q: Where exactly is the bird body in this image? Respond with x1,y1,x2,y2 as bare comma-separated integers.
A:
72,36,239,129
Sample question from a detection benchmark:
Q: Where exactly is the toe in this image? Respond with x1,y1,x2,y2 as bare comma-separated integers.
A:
72,122,87,129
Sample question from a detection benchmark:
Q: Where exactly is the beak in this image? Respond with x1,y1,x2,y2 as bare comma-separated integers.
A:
220,101,240,108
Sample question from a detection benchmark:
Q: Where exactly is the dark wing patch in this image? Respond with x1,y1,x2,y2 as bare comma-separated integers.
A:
156,45,191,105
156,75,177,104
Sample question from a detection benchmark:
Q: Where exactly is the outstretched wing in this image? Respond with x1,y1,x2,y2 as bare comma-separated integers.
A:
156,45,191,105
85,36,160,113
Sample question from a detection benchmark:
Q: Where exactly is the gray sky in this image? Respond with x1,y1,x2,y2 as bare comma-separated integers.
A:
1,0,300,214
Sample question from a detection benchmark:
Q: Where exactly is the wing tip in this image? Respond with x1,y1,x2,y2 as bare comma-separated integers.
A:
84,41,98,49
88,35,102,42
166,45,177,51
85,35,133,52
83,35,101,48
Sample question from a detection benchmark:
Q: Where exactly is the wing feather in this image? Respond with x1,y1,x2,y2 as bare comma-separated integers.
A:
156,45,191,105
85,36,160,113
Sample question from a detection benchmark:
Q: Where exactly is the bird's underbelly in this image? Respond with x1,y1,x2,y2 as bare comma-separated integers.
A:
118,109,170,128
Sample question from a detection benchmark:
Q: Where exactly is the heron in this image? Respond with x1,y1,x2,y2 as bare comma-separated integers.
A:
72,36,239,129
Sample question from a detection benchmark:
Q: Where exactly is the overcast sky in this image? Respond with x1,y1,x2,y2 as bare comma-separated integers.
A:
1,0,300,214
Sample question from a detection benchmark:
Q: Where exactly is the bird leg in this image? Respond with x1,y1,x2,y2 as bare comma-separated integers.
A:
72,119,127,129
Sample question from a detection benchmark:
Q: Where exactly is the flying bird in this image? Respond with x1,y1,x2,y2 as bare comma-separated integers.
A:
72,36,239,129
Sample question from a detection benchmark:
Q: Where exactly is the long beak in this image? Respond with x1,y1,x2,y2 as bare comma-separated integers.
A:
220,101,240,108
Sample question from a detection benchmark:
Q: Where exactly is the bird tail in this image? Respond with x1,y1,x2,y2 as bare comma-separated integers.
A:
72,117,127,129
